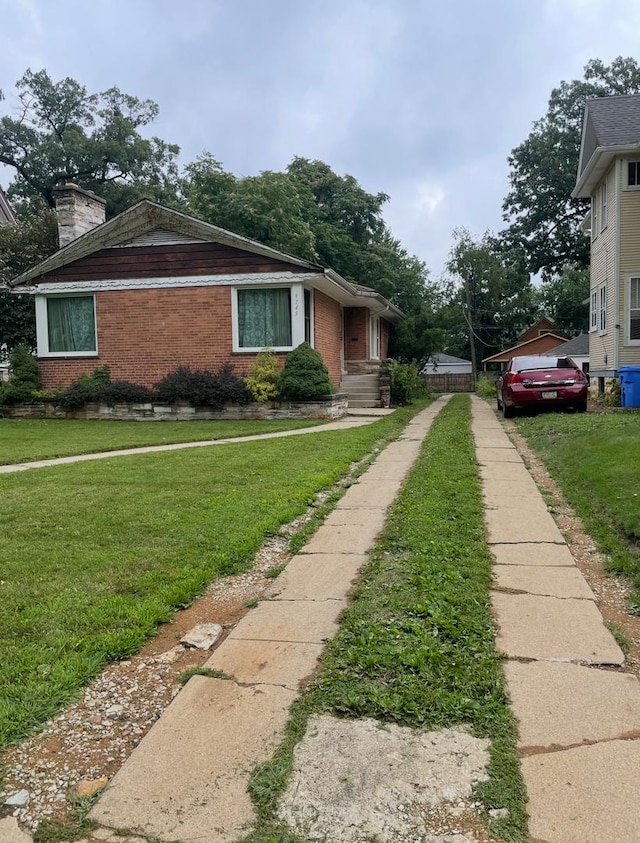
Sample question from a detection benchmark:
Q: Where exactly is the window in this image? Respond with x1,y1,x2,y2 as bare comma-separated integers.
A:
304,289,312,344
601,180,608,230
590,290,598,331
370,316,380,360
629,277,640,344
628,161,640,187
236,287,292,349
591,193,598,239
36,295,97,356
599,284,607,334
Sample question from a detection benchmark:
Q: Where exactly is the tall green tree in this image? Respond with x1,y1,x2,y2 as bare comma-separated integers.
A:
502,57,640,277
444,230,538,368
0,207,58,357
538,264,590,337
0,69,183,216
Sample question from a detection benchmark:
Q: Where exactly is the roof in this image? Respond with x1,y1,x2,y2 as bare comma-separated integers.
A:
574,94,640,197
541,333,589,357
482,333,568,364
0,187,18,225
428,353,471,365
517,315,556,341
9,199,404,323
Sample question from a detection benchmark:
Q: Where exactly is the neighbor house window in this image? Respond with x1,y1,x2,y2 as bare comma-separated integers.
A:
591,193,598,239
629,277,640,344
598,283,607,334
628,161,640,187
601,181,608,230
36,295,97,356
590,290,598,332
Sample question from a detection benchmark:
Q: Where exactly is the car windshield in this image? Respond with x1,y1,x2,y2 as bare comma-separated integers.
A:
514,356,575,372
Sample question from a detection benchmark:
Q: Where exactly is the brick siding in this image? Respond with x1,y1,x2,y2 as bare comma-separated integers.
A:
312,290,342,388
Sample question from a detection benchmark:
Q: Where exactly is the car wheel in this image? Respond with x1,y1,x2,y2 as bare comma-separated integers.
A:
503,402,515,419
576,401,587,413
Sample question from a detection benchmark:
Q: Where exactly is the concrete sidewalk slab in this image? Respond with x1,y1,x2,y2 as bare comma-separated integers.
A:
323,508,387,529
483,493,550,513
492,592,624,664
485,508,565,544
333,481,402,508
479,462,540,482
228,599,346,644
490,543,576,566
90,677,295,843
503,661,640,748
493,565,595,599
300,522,382,554
521,739,640,843
473,433,514,447
205,639,324,690
475,447,523,464
266,553,366,600
0,817,32,843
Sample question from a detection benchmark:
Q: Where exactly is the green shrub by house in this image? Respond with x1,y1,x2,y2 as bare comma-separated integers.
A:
56,367,155,409
380,359,427,405
244,350,280,402
154,363,252,408
277,342,334,399
0,345,41,405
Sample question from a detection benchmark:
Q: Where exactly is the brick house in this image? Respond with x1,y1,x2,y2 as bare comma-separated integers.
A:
9,185,403,400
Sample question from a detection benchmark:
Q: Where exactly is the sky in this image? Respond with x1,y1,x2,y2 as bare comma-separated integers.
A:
1,0,639,280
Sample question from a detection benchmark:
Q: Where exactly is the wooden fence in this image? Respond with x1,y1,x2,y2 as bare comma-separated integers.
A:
424,373,475,393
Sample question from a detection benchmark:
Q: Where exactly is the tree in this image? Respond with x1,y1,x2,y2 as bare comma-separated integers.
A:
503,57,640,277
0,207,58,357
444,230,538,368
538,264,590,337
0,69,183,216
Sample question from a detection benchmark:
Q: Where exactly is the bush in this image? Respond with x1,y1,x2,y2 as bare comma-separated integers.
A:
244,350,280,402
154,364,252,408
476,375,496,400
0,345,41,405
277,342,334,400
380,359,427,406
56,367,155,409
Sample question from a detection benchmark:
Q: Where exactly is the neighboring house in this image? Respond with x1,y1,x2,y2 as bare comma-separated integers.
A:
0,186,18,225
422,353,472,375
482,325,568,371
541,333,590,375
573,93,640,393
9,185,403,396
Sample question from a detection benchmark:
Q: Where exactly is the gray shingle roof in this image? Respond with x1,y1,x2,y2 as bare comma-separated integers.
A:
585,94,640,147
429,353,471,365
541,333,589,357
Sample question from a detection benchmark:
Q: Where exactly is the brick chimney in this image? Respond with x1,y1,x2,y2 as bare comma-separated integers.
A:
53,183,106,248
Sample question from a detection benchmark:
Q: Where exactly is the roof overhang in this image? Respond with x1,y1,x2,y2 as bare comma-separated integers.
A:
573,144,640,197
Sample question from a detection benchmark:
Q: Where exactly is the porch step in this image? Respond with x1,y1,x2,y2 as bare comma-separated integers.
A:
339,373,381,408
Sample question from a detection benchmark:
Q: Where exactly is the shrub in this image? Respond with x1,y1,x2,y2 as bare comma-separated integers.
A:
154,364,252,408
55,367,154,409
476,375,496,400
277,342,334,400
244,350,280,402
0,345,41,405
380,359,427,406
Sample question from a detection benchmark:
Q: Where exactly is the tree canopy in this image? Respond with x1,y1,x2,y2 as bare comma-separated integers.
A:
502,57,640,277
0,69,183,216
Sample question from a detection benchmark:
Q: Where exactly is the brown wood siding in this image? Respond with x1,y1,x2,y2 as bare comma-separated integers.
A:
35,242,314,283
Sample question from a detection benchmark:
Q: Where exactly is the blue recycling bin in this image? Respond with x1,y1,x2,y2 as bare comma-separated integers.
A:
618,366,640,408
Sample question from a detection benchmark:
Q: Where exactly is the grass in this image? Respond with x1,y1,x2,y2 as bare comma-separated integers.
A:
0,402,426,753
243,395,528,843
0,417,325,465
516,410,640,610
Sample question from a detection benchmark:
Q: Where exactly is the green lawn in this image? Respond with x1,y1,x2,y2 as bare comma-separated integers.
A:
516,410,640,610
246,396,528,843
0,405,423,752
0,417,324,465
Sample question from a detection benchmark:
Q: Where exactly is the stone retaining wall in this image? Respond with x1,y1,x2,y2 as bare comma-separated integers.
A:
4,394,348,422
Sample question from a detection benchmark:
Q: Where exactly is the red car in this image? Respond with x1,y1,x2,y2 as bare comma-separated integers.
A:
496,355,588,418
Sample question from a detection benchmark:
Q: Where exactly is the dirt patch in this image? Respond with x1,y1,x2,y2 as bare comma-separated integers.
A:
278,715,493,843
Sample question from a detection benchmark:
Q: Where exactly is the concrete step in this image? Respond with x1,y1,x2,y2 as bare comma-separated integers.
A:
347,398,382,408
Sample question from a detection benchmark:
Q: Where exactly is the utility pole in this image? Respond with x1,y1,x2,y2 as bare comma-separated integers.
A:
463,274,477,389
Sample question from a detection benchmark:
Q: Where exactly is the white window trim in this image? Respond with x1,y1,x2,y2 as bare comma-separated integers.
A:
591,193,598,240
370,315,381,360
598,283,607,336
626,275,640,346
231,283,305,353
590,290,598,332
35,294,98,357
600,180,608,231
304,288,315,347
625,160,640,190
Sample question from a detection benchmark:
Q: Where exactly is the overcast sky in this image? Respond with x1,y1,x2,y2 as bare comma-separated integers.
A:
1,0,639,279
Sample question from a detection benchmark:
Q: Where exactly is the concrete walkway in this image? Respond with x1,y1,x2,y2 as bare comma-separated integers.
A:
0,414,389,475
471,395,640,843
86,396,452,843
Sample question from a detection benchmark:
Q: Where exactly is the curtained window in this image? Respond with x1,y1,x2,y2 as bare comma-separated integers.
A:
237,288,292,348
47,296,96,353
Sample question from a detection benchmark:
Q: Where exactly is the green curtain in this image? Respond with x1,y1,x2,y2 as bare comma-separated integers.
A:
47,297,96,352
238,288,292,347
